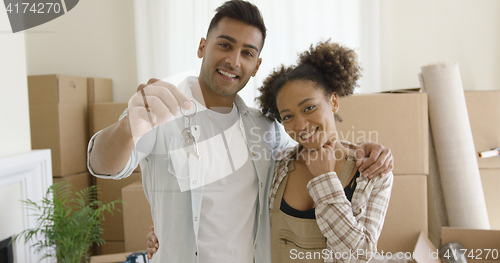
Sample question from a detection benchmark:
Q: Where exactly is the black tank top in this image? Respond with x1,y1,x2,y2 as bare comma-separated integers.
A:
280,170,360,219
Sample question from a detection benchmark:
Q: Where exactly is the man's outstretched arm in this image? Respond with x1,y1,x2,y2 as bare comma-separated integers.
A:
89,78,192,175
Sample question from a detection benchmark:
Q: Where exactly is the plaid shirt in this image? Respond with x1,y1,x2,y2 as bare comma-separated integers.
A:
269,143,393,263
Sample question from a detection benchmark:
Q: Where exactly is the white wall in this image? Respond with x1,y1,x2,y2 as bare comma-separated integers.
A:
380,0,500,91
0,6,31,158
0,4,31,262
24,0,138,102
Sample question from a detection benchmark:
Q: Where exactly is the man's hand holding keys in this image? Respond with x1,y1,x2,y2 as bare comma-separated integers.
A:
127,78,193,142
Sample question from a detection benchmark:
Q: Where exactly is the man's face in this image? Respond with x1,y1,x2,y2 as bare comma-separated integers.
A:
197,17,263,103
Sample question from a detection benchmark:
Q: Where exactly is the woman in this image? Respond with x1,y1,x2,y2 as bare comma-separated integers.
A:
146,40,393,262
257,40,393,263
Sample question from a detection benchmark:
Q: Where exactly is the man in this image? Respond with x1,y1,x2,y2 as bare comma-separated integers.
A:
88,1,393,262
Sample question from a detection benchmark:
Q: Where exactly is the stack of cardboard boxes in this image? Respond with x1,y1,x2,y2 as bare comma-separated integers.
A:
337,92,429,253
337,90,500,256
27,74,147,255
466,91,500,231
28,75,92,193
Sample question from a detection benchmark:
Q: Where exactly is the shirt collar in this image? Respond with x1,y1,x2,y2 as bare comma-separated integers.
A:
234,94,250,115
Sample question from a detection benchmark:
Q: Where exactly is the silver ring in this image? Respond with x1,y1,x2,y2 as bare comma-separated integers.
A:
180,99,198,117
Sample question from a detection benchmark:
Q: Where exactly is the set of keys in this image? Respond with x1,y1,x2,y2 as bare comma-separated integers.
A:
181,100,201,159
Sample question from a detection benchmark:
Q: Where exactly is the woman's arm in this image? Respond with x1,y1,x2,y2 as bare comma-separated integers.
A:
307,171,393,262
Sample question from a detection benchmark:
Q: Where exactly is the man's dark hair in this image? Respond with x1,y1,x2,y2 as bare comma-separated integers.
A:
207,0,267,50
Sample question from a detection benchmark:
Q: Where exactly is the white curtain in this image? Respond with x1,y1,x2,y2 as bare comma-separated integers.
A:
134,0,380,107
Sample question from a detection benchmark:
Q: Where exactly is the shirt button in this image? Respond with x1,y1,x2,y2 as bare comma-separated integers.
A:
252,152,256,156
192,180,196,185
194,217,197,221
259,215,262,219
260,182,263,187
255,244,257,249
195,252,198,256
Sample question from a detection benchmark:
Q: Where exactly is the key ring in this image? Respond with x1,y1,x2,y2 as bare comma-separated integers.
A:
180,99,198,117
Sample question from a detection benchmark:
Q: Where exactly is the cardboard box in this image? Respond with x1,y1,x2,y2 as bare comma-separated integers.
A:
412,232,441,263
90,252,129,263
88,78,114,137
371,232,440,263
97,241,125,255
88,78,113,104
378,175,428,253
479,169,500,230
28,74,87,105
441,227,500,262
52,172,92,194
337,93,429,175
465,91,500,169
122,180,153,252
97,171,142,241
28,74,89,177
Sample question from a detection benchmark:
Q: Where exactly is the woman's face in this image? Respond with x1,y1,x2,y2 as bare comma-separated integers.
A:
276,80,339,150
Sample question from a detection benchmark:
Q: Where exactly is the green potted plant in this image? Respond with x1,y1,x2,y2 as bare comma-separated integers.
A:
12,182,123,263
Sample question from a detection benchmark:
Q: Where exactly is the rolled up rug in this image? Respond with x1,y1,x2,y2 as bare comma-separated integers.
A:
419,61,490,229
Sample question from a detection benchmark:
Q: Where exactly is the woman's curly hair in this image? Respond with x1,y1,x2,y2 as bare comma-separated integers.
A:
256,40,361,122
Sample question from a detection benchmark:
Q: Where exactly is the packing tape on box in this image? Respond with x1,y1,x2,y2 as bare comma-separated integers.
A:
419,61,490,229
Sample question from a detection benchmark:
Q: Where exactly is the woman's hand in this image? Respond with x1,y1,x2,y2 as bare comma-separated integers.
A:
146,226,159,259
303,141,337,177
